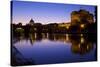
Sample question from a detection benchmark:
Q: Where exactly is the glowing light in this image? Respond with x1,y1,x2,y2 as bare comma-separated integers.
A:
66,26,69,29
67,24,70,29
80,34,83,37
87,45,89,50
80,37,84,43
78,44,80,48
80,24,85,28
66,34,69,41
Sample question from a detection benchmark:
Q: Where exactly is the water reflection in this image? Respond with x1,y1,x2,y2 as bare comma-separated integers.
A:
12,33,97,65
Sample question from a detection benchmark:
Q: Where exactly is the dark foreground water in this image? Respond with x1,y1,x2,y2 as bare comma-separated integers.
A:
12,33,97,66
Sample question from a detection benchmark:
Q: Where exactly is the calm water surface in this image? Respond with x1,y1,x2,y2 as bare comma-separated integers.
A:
12,33,97,65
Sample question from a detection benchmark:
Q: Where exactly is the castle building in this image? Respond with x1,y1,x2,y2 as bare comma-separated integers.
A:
71,9,94,25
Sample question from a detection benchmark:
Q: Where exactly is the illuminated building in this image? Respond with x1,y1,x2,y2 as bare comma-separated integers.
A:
71,9,94,25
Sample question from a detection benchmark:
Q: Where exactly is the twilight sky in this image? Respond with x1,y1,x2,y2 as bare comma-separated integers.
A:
12,1,96,25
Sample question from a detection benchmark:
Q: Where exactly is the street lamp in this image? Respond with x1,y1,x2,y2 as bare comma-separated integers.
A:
80,24,85,28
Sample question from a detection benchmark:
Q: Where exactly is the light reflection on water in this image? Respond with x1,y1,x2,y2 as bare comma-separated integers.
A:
12,33,97,65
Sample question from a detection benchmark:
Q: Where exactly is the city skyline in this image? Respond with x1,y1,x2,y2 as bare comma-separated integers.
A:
12,1,96,25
